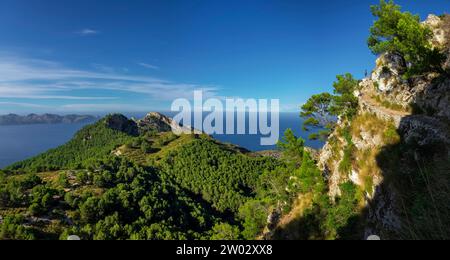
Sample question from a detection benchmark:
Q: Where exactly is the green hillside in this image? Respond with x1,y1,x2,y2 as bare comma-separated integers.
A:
0,113,284,240
6,114,138,172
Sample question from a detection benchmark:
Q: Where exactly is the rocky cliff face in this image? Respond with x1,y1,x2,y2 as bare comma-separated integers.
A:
360,15,450,121
137,112,173,133
105,112,199,137
318,14,450,239
365,52,450,120
136,112,200,135
425,14,450,69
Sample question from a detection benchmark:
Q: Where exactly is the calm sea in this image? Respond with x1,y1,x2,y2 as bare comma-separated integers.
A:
0,112,324,169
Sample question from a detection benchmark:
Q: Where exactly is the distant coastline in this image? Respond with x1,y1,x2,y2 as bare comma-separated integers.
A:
0,113,98,126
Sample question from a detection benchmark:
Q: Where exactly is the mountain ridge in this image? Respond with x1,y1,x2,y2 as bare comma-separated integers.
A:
0,111,281,240
0,113,98,126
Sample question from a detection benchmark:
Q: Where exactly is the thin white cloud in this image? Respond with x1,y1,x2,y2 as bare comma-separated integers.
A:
1,95,117,100
138,62,159,70
78,29,99,36
58,103,146,112
0,55,219,103
0,55,292,114
0,57,163,83
0,102,49,108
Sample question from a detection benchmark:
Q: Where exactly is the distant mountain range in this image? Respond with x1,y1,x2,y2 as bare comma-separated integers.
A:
0,113,98,126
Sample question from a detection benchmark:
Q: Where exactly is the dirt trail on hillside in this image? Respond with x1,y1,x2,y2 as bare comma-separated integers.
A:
357,89,413,127
360,92,411,117
359,90,450,146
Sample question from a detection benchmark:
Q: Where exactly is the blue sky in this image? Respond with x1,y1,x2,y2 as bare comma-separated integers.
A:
0,0,447,114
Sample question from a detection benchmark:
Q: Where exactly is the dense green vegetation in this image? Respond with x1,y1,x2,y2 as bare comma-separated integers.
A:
0,115,284,240
1,157,233,240
0,111,363,240
159,137,279,213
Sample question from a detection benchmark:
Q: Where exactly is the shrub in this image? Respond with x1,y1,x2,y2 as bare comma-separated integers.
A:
210,223,241,240
57,172,70,188
0,215,36,240
140,141,152,154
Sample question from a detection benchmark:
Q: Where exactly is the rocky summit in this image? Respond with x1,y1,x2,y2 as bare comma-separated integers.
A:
136,112,199,135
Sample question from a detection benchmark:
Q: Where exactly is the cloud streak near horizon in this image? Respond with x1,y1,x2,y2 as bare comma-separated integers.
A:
0,55,219,112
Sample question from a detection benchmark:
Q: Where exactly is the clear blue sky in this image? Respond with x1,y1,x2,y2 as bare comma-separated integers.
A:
0,0,447,114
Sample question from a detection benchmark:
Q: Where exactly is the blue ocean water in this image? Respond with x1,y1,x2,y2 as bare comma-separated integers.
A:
129,111,324,151
0,113,324,169
0,123,90,169
212,112,324,151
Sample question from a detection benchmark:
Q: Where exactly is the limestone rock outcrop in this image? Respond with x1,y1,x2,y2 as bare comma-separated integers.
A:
317,13,450,239
371,53,407,93
137,112,199,135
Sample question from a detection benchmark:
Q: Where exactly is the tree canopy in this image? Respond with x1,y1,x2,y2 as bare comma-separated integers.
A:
301,73,359,140
368,0,445,77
